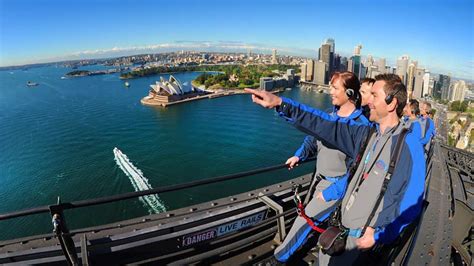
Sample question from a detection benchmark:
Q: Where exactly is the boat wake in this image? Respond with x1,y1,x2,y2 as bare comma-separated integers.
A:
113,147,166,214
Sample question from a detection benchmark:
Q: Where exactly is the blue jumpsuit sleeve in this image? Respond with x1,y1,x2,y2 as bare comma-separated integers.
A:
294,136,318,161
276,97,370,159
420,119,435,145
322,173,349,201
373,132,426,244
411,121,425,145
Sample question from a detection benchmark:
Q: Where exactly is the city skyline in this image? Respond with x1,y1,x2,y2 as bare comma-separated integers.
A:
0,0,473,80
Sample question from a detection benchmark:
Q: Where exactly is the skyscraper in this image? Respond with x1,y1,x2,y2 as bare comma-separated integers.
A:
272,49,277,64
423,71,430,97
369,66,380,78
340,57,348,72
449,80,468,102
438,74,451,100
347,57,354,72
324,38,335,53
406,62,417,98
361,64,367,78
306,59,314,81
334,54,341,72
324,38,335,76
319,43,331,83
365,55,374,77
300,62,307,82
412,68,425,99
314,60,327,85
354,44,362,56
351,45,362,78
378,58,386,74
396,55,409,85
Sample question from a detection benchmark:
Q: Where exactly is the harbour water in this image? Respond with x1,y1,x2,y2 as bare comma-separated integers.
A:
0,66,331,240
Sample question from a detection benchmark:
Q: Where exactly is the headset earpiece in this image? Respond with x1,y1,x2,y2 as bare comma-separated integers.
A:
385,83,404,105
385,94,394,104
346,88,354,98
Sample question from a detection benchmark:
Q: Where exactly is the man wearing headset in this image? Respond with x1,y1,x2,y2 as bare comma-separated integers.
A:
274,71,370,263
245,73,425,265
419,101,436,152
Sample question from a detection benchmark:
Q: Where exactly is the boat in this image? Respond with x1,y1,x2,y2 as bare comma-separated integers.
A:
285,87,292,91
61,76,66,80
125,81,130,87
26,81,39,87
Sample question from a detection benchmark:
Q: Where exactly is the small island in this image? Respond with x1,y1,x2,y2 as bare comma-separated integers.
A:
65,70,90,77
65,68,126,78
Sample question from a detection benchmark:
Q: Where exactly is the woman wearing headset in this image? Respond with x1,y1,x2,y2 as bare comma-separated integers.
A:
274,71,370,263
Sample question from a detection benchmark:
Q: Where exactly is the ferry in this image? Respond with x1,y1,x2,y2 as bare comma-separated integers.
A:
26,81,39,87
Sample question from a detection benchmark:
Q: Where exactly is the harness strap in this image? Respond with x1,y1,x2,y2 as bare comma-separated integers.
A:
297,202,326,233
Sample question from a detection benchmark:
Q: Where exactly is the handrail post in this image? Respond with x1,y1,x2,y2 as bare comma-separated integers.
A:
49,197,79,266
258,193,286,244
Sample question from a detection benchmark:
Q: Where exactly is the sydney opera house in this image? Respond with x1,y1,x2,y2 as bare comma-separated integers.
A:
141,75,207,106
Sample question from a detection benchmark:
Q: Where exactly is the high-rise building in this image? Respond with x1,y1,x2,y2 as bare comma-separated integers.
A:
396,55,409,85
428,77,435,97
412,68,425,99
314,60,327,85
365,55,374,77
347,57,354,72
334,54,341,72
360,63,367,79
306,59,314,81
406,62,417,98
350,45,362,78
369,66,380,78
354,44,362,55
438,74,451,100
449,80,468,102
423,71,430,97
272,49,277,64
378,58,386,74
300,63,307,82
366,55,374,67
319,43,331,82
340,56,348,72
324,38,335,53
324,38,335,76
352,55,361,78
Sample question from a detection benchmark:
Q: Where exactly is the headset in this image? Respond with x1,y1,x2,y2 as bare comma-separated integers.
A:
385,84,404,104
345,88,354,98
345,88,361,106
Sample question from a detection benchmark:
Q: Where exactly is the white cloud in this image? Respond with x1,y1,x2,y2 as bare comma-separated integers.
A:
3,41,472,80
62,41,314,59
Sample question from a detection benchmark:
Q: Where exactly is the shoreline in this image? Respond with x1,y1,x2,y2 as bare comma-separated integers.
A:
120,70,224,80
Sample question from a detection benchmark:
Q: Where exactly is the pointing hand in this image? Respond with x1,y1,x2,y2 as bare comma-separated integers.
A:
244,88,283,108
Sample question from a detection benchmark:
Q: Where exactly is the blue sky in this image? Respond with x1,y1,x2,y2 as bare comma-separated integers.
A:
0,0,473,79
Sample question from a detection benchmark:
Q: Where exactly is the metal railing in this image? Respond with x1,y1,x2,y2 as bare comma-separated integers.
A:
0,158,315,265
0,159,315,221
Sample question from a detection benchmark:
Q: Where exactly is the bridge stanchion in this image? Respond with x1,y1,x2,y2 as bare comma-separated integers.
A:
258,193,286,243
49,197,79,266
